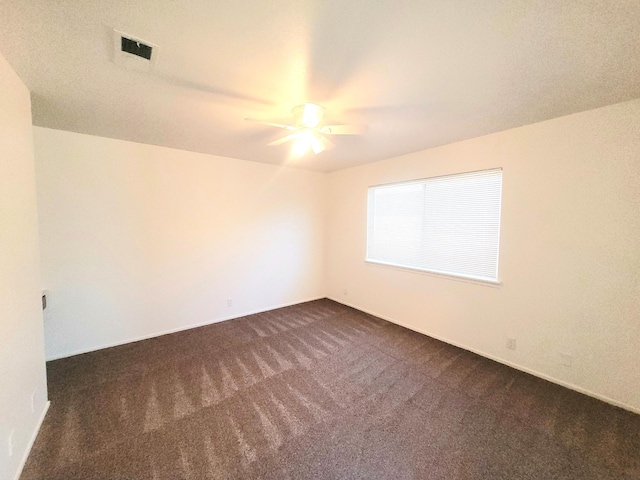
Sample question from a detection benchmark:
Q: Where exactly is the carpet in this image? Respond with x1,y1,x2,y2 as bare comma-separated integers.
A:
21,299,640,479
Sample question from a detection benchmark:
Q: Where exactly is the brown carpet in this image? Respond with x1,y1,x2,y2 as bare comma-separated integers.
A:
22,299,640,479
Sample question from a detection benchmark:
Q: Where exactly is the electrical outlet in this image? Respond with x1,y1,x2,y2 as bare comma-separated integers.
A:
227,299,233,307
560,352,572,367
31,391,36,413
506,338,516,350
8,429,14,457
343,289,348,296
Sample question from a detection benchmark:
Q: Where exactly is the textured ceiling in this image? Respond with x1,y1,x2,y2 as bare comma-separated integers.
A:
1,0,639,171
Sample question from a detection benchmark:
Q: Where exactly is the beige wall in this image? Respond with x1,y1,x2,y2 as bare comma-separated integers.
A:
32,99,640,413
0,52,49,480
326,99,640,412
34,128,326,360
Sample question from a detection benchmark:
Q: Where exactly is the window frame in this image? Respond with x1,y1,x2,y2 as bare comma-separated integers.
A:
365,168,503,286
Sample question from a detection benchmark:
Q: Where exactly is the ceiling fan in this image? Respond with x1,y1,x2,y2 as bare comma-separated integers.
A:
246,103,366,155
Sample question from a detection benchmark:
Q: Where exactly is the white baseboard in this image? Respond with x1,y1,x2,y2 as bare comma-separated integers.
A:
13,400,50,480
328,296,640,415
47,296,326,361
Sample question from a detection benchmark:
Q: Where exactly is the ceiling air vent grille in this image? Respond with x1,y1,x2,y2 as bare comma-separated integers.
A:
121,37,152,60
112,29,158,71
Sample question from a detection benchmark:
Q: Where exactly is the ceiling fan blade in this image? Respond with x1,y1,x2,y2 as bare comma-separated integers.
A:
158,74,274,105
321,124,367,135
319,135,336,151
245,118,297,130
267,133,298,146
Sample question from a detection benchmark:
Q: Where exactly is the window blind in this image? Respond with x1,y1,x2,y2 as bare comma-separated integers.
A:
366,168,503,283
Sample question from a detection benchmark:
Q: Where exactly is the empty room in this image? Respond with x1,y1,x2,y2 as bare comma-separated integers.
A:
1,1,639,479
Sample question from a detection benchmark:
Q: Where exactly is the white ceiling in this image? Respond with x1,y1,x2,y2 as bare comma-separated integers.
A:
1,0,639,172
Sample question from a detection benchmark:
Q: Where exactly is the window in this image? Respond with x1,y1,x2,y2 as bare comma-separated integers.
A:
366,168,502,283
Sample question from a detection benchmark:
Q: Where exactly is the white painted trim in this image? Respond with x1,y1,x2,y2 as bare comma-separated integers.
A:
364,260,502,287
47,296,325,361
13,401,50,480
328,296,640,415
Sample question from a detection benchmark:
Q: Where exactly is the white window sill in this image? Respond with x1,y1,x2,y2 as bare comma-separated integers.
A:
365,259,502,288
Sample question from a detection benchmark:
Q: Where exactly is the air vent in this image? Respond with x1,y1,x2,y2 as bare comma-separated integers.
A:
121,37,152,60
112,29,158,71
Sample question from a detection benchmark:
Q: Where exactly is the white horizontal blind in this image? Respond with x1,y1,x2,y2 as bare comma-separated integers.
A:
367,168,502,282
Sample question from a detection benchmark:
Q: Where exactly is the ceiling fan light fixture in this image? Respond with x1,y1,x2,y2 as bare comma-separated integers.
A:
292,103,324,128
247,103,363,156
291,130,314,156
290,129,326,156
310,134,326,154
